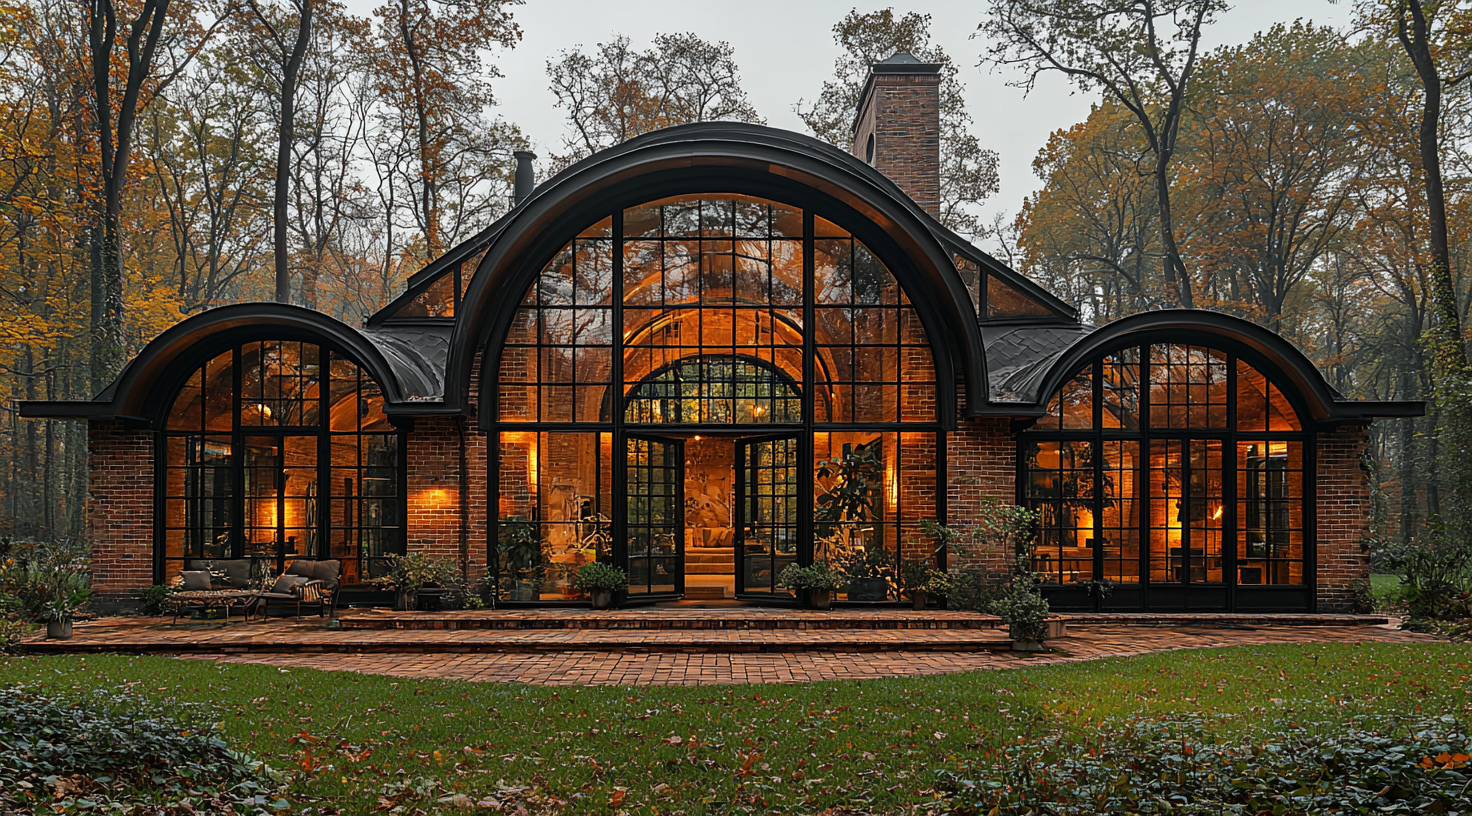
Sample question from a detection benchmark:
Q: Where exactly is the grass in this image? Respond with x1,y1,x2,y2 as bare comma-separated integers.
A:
3,643,1471,814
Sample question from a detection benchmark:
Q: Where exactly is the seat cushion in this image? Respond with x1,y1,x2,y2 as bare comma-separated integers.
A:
180,570,211,592
312,560,341,591
257,592,298,600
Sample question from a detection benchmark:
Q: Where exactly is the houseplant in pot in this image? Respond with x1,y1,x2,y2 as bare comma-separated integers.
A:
0,540,92,639
778,563,845,609
573,562,627,609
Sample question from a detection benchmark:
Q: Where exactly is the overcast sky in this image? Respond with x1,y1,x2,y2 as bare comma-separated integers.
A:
344,0,1355,223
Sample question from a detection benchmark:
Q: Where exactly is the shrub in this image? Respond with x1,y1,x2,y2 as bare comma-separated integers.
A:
940,713,1472,815
573,562,628,592
0,683,284,813
1378,535,1472,620
368,552,457,594
141,583,177,616
778,562,845,591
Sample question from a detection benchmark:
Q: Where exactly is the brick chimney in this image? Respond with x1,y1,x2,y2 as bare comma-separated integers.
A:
850,52,943,217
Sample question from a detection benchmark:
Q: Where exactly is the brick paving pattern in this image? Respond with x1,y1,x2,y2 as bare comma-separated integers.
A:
176,622,1433,686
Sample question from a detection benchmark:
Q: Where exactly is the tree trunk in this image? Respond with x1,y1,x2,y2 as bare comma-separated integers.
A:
1153,155,1193,308
272,0,314,304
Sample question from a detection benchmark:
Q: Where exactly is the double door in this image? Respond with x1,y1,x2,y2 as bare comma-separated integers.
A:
622,434,800,601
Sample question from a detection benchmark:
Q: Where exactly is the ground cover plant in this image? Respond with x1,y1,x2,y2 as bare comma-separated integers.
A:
1,643,1470,814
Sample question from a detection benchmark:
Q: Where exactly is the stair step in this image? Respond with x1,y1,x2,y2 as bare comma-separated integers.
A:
684,586,727,600
338,610,1002,631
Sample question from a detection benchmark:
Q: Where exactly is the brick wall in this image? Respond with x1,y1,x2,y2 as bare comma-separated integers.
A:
1316,423,1371,611
87,420,154,602
404,416,489,582
851,70,942,217
945,415,1017,581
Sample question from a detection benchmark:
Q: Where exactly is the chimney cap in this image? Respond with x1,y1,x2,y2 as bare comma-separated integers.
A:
513,149,538,160
872,52,944,74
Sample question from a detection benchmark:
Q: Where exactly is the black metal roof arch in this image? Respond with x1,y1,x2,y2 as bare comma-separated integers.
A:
1026,309,1423,424
449,122,989,427
20,304,412,425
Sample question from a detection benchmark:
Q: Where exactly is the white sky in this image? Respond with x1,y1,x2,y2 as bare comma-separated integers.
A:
343,0,1355,223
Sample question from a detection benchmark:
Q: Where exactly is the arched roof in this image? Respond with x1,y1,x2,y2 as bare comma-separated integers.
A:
19,304,430,425
986,309,1422,424
446,122,992,425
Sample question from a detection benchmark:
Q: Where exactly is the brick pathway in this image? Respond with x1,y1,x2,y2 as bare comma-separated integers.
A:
179,623,1437,686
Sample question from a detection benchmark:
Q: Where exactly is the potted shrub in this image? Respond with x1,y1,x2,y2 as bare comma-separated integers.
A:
370,553,456,610
840,544,893,602
900,558,936,611
0,540,92,639
573,562,627,609
778,563,845,609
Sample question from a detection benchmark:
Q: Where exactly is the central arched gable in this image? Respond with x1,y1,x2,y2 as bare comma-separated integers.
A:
448,123,987,428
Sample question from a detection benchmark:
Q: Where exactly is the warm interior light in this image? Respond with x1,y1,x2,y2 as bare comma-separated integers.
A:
1212,505,1223,520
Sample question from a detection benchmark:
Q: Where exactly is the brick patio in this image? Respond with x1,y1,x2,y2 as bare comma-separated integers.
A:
20,607,1437,686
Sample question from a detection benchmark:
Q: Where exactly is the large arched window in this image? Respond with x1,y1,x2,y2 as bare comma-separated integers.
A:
1023,343,1309,611
161,341,404,586
492,195,942,603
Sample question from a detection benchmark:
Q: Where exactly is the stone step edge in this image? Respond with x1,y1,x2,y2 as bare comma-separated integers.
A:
26,638,1013,656
337,619,1001,631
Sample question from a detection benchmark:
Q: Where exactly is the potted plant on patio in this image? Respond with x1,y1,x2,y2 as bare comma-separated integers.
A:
0,540,92,639
573,562,627,610
778,563,845,609
371,553,456,611
840,544,893,602
899,557,937,611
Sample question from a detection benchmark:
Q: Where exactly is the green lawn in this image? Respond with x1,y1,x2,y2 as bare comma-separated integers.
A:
3,643,1470,814
1371,572,1405,608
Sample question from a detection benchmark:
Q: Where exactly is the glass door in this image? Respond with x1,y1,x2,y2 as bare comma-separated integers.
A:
625,435,684,597
243,435,319,576
737,435,800,598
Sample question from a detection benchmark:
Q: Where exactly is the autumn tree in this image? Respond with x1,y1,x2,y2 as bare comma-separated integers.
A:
1177,23,1368,332
982,0,1226,307
798,8,999,238
362,0,522,258
547,33,762,170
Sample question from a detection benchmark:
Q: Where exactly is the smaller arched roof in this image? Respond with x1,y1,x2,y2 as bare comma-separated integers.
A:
982,309,1422,424
19,304,439,425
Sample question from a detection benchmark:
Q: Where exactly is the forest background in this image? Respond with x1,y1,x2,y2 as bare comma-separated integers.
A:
0,0,1462,551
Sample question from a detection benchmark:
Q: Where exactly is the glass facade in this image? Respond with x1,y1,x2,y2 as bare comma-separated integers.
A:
493,195,943,602
162,341,404,585
1023,343,1308,609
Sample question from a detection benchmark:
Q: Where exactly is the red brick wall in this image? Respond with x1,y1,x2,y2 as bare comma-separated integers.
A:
945,415,1017,581
851,72,942,217
404,416,489,582
1316,424,1371,611
87,420,154,599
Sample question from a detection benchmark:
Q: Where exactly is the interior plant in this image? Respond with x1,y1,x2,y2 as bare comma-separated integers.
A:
498,516,545,601
369,552,457,611
778,562,845,609
573,562,627,609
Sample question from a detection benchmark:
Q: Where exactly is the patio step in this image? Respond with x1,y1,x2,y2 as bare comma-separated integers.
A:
335,608,1003,631
26,626,1012,655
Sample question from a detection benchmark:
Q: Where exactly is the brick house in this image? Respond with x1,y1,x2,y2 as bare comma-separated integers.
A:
24,54,1418,612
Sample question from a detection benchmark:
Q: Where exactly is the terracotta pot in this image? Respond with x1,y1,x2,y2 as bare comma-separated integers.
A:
911,590,927,611
46,618,72,640
590,588,614,610
807,588,833,610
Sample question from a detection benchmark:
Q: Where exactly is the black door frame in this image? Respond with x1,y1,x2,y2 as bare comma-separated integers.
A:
735,433,803,603
620,432,687,602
